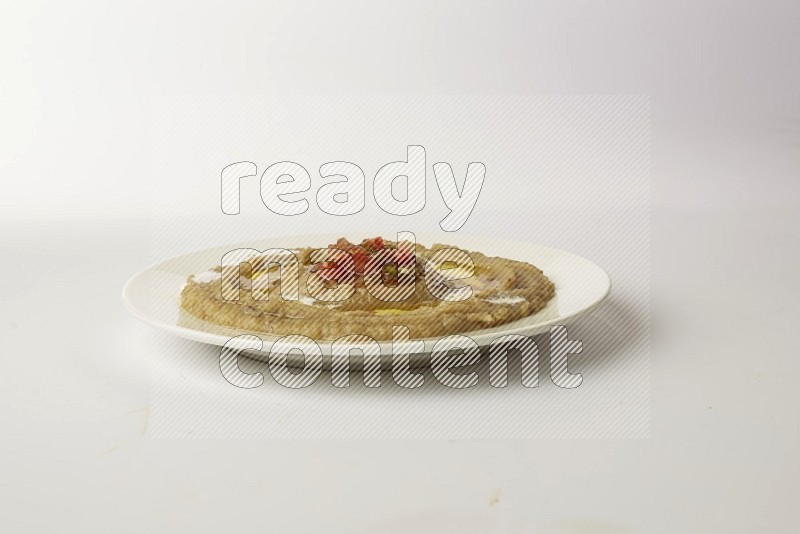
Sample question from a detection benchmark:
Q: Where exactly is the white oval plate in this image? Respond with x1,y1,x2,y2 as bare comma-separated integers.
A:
122,233,610,367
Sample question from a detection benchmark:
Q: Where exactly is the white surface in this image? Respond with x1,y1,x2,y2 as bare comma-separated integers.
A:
122,234,610,359
4,208,797,531
1,1,799,533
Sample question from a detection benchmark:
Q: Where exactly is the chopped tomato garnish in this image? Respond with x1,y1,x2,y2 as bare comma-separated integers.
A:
317,237,413,283
365,236,385,250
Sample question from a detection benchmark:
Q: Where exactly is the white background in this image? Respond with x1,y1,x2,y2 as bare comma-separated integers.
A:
1,1,798,532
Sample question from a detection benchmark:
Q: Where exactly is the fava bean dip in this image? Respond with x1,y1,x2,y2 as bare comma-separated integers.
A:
180,236,555,340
